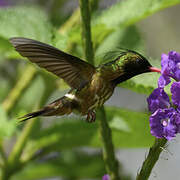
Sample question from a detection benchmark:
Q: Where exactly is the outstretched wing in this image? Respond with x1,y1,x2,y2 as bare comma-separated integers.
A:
10,37,95,90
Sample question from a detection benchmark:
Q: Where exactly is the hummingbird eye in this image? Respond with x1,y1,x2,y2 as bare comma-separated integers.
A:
136,58,141,63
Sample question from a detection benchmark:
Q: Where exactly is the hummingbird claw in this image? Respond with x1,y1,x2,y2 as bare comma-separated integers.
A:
86,110,96,123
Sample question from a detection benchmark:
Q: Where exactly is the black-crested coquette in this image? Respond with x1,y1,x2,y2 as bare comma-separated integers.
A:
10,37,160,122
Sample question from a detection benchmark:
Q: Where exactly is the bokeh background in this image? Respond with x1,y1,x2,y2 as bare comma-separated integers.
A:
0,0,180,180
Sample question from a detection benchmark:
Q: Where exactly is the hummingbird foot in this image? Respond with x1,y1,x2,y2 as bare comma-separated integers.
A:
86,110,96,123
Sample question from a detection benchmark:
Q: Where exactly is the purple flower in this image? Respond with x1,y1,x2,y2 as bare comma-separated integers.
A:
150,108,178,140
174,113,180,133
158,51,180,88
171,82,180,108
147,51,180,140
102,174,110,180
158,75,171,88
147,88,170,113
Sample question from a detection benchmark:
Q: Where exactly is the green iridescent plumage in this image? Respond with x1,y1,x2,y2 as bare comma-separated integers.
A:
10,37,158,122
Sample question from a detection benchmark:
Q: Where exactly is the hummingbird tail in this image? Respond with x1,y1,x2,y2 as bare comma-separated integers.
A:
18,107,53,122
18,96,77,122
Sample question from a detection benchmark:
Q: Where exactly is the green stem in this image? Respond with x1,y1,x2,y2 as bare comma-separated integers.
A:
98,107,120,180
136,138,167,180
79,1,120,179
2,65,36,113
8,117,38,166
79,0,94,65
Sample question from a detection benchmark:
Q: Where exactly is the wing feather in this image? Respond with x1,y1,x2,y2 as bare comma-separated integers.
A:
10,37,95,89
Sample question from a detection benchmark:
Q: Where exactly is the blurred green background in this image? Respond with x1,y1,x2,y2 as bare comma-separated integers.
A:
0,0,180,180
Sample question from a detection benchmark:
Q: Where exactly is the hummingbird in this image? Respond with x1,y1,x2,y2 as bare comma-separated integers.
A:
10,37,160,122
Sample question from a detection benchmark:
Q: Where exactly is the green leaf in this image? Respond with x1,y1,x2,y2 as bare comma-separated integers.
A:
95,25,145,65
95,0,180,28
0,37,13,57
23,106,153,157
53,31,69,51
12,75,45,116
119,71,159,95
13,151,105,180
92,24,114,51
22,117,98,160
0,6,52,58
55,0,175,61
0,76,12,102
54,26,84,58
0,105,16,139
0,6,52,42
54,0,180,59
104,107,154,147
110,116,131,132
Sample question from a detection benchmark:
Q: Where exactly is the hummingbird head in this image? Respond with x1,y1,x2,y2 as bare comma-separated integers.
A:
120,50,161,75
111,50,161,85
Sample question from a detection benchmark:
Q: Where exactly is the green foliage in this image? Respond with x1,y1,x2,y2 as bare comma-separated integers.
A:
13,151,105,180
13,75,45,115
0,6,52,42
0,6,52,58
0,0,180,180
0,106,16,139
95,0,180,28
23,106,153,158
119,72,159,95
107,107,154,147
95,25,145,65
0,75,12,102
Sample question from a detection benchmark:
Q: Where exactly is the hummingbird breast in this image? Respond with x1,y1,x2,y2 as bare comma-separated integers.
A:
75,72,115,115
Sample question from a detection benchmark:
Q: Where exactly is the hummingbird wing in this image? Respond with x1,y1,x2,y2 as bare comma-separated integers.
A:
10,37,95,90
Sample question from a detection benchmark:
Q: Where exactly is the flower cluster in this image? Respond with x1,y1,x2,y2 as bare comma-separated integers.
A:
102,174,110,180
147,51,180,140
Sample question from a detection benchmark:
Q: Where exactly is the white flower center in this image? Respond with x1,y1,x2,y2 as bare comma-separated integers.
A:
177,62,180,69
161,118,169,127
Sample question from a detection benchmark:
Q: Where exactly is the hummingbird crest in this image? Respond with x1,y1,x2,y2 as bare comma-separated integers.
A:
10,38,160,122
98,49,152,84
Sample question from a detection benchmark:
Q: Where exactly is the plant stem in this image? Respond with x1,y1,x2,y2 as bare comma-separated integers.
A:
2,65,36,113
136,138,167,180
79,1,120,179
8,117,38,166
79,0,94,65
98,107,120,180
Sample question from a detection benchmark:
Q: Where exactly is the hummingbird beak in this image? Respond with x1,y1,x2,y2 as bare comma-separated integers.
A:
149,67,161,73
